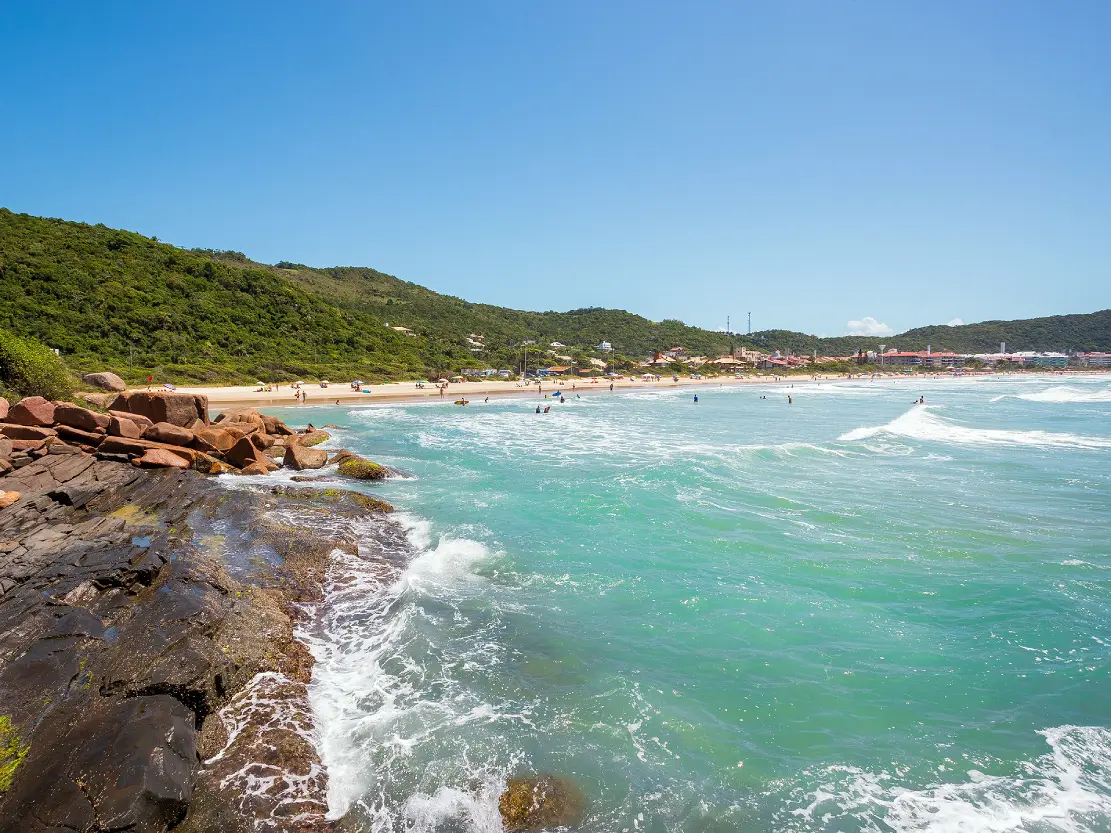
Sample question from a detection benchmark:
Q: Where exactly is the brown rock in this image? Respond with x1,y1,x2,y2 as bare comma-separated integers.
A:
144,421,194,446
235,462,270,476
0,436,11,459
109,414,143,438
297,429,331,447
107,391,209,427
0,490,20,508
55,424,105,447
250,432,276,450
222,422,259,438
284,444,328,471
188,418,207,431
0,398,8,420
98,436,197,464
10,439,46,452
135,448,191,469
192,454,234,475
261,414,294,436
194,427,238,452
499,775,585,832
109,409,153,430
225,436,270,469
8,396,56,426
54,402,111,432
0,423,57,441
81,370,128,391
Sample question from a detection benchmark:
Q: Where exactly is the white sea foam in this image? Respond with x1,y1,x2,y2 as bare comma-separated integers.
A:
301,514,519,830
840,406,1111,450
782,726,1111,832
991,386,1111,404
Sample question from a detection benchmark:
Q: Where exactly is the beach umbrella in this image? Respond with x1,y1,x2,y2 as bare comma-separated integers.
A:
438,378,449,383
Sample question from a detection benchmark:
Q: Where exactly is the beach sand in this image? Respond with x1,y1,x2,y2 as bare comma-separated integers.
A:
125,371,1029,411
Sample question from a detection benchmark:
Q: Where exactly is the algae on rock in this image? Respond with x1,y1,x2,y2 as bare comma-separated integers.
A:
337,457,388,480
0,716,29,794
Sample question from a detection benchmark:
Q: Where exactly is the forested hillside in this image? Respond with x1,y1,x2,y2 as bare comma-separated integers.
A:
0,209,1107,384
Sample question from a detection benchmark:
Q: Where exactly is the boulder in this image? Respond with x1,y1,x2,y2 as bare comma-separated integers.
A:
337,456,388,480
261,414,294,435
0,397,8,420
498,775,585,832
250,432,276,450
235,462,270,476
0,436,11,459
0,490,20,508
108,391,209,428
8,396,56,426
81,370,128,391
135,448,191,469
144,421,194,446
296,429,331,447
192,454,234,475
98,436,198,465
284,444,328,471
11,438,46,452
109,409,153,430
54,402,111,432
194,426,238,453
109,414,143,438
55,424,105,448
225,436,271,470
0,423,57,441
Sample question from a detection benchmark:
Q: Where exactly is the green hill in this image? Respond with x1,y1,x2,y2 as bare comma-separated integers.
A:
0,209,1107,383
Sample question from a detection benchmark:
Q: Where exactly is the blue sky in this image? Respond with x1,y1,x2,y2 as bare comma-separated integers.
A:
3,2,1108,337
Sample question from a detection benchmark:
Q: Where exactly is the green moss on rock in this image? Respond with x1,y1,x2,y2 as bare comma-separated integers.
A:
337,457,387,480
0,715,30,794
498,774,585,832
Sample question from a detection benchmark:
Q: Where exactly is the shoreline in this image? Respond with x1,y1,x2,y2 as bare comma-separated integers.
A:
100,369,1104,412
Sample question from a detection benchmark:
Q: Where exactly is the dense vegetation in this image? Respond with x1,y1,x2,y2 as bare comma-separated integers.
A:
0,329,75,400
0,209,1107,384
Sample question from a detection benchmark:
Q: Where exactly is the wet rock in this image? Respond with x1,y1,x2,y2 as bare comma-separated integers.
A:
295,429,331,448
235,462,270,476
337,456,388,480
284,444,328,471
81,371,128,392
143,421,194,446
108,392,209,428
498,774,586,832
135,448,191,469
7,396,55,427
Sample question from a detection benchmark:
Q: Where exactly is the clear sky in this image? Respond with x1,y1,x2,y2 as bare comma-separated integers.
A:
3,2,1108,337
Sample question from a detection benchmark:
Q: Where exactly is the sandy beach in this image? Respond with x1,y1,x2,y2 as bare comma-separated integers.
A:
119,370,1076,411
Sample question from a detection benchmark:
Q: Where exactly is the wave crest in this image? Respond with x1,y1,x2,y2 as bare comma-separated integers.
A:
840,407,1111,450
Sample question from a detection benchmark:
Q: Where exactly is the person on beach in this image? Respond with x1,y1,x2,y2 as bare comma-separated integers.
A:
484,397,489,403
335,399,340,405
609,383,614,391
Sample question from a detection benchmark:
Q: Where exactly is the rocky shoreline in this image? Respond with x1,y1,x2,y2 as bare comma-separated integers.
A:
0,391,400,833
0,391,582,832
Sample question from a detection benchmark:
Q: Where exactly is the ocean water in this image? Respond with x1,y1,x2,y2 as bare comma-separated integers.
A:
263,375,1111,832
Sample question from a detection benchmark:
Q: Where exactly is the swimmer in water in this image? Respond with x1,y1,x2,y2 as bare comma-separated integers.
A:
693,395,698,403
543,405,551,413
788,395,792,404
535,405,541,414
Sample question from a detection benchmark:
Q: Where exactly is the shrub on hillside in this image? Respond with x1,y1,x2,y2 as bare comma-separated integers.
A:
0,330,75,400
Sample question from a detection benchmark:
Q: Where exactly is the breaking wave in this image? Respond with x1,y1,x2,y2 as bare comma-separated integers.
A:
839,406,1111,450
778,726,1111,833
990,386,1111,404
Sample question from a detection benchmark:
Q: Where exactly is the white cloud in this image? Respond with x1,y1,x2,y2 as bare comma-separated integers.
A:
946,317,964,327
845,316,894,337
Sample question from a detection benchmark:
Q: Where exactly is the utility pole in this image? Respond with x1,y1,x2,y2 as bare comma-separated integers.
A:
747,312,751,335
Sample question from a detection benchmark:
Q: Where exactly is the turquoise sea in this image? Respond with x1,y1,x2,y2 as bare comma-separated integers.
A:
267,375,1111,832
